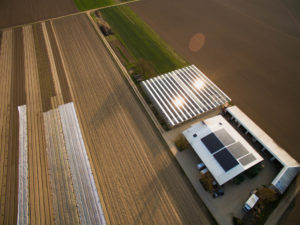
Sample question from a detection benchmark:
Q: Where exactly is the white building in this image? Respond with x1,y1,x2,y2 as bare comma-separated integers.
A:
226,106,300,194
183,115,263,185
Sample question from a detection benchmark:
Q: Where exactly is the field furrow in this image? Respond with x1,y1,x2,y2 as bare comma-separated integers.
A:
3,26,26,225
0,29,13,225
45,21,73,104
23,25,52,225
32,23,56,112
41,22,64,106
44,108,80,225
0,32,2,53
53,14,212,225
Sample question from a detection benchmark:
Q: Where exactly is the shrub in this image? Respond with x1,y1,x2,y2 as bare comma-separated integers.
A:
245,164,263,178
233,216,244,225
241,187,280,225
175,134,189,151
199,172,214,193
233,174,245,185
134,58,156,79
256,187,278,203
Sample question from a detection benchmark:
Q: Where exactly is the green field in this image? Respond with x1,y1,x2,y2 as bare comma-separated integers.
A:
74,0,113,11
101,6,188,74
74,0,135,11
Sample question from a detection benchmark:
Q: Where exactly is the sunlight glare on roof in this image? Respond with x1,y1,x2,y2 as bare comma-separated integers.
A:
193,79,204,89
173,96,185,108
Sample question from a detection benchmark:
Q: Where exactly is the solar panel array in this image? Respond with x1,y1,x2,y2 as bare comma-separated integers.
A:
201,129,257,172
239,154,257,166
214,129,235,146
141,65,231,127
201,133,224,154
227,142,248,159
214,149,239,172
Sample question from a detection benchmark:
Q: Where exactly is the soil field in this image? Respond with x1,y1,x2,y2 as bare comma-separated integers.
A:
0,20,73,224
0,0,78,29
129,0,300,223
0,13,215,224
52,14,215,225
101,6,188,74
130,0,300,162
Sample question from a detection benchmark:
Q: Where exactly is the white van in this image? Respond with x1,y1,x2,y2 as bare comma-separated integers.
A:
243,193,259,212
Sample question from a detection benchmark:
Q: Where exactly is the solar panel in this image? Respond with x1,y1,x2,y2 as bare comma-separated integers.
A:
214,129,235,146
227,142,249,159
214,149,239,172
239,154,256,166
201,133,224,154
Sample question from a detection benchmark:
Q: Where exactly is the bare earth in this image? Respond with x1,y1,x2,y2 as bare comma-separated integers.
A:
0,0,78,29
52,14,214,225
0,14,214,224
129,0,300,223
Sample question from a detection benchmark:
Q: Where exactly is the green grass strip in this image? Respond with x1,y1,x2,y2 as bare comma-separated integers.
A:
101,6,188,74
116,46,130,64
74,0,115,11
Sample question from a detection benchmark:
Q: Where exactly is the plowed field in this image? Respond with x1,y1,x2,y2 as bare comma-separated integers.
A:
0,14,214,225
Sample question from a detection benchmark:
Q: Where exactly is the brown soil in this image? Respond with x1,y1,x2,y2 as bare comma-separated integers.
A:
32,23,56,112
0,13,215,224
129,0,300,222
0,27,27,225
52,14,215,225
0,0,78,29
45,21,72,104
130,0,300,162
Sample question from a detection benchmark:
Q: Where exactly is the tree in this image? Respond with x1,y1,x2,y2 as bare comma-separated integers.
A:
256,187,278,203
135,58,156,79
175,134,189,151
233,216,244,225
200,172,214,193
245,164,263,178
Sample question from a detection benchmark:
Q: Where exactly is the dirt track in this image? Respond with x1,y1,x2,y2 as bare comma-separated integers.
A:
52,14,214,225
0,0,78,29
129,0,300,223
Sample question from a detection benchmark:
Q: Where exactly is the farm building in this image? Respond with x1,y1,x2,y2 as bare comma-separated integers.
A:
141,65,231,127
225,106,300,194
183,115,263,185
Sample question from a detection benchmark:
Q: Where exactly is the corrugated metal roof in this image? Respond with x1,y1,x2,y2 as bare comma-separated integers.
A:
226,105,300,193
272,167,300,194
226,106,299,167
141,65,231,127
